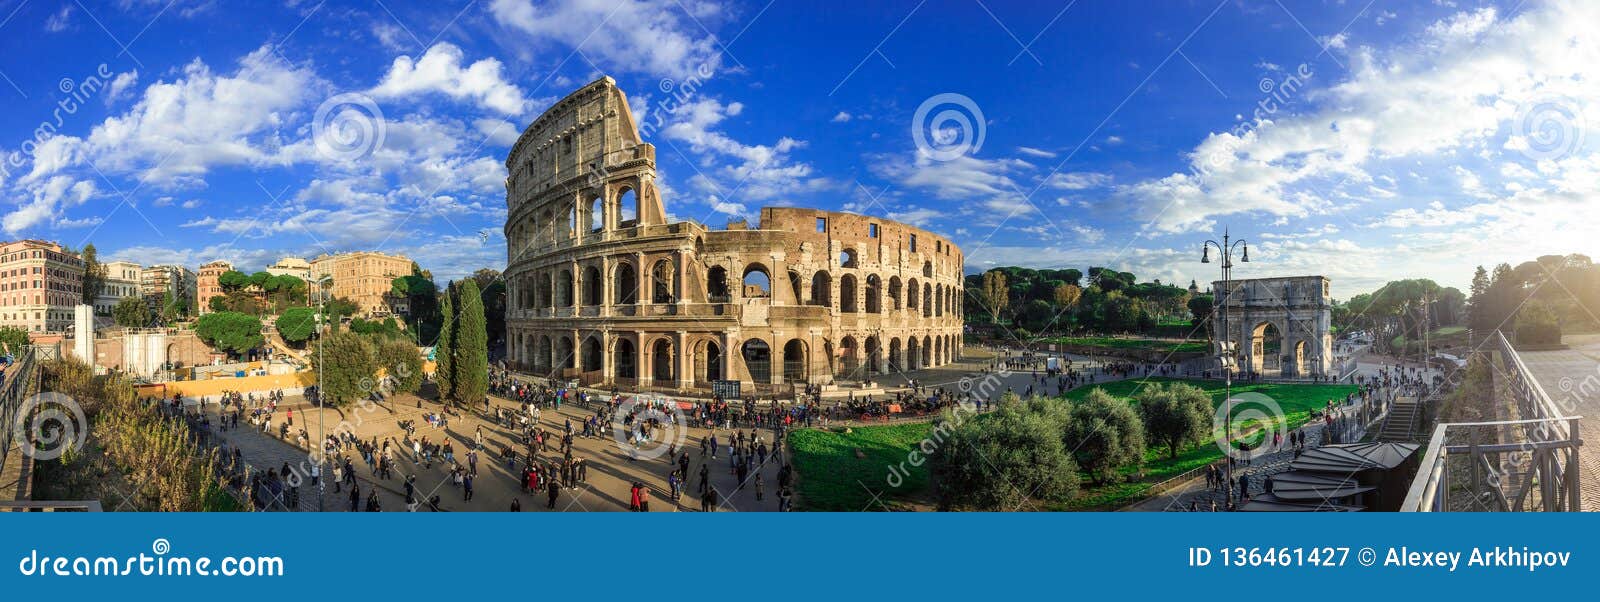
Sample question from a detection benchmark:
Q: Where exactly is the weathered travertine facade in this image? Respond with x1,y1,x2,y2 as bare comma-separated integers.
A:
1211,275,1332,378
503,77,964,393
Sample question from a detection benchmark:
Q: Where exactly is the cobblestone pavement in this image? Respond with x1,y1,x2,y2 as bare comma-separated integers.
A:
1516,334,1600,510
200,394,789,512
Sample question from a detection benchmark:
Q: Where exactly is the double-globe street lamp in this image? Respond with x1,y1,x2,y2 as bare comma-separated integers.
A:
1201,229,1248,509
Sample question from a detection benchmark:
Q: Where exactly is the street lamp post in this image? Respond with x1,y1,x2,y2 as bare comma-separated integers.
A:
315,275,332,512
1201,229,1249,510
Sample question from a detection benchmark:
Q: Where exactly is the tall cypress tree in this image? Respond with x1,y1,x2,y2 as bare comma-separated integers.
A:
435,285,456,402
455,279,489,404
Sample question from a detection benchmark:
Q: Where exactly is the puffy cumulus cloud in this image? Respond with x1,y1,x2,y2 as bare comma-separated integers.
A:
370,43,531,115
3,176,96,234
871,152,1029,201
489,0,725,80
81,46,319,186
1120,1,1600,236
659,97,830,203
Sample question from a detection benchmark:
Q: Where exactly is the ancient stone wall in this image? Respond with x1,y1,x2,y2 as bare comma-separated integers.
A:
502,78,965,395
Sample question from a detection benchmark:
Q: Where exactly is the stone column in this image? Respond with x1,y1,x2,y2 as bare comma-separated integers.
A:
675,330,692,389
634,251,647,306
570,260,580,311
635,331,648,386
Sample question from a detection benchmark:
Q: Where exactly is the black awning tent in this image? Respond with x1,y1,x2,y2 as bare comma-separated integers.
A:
1239,493,1363,512
1242,442,1422,512
1266,471,1376,502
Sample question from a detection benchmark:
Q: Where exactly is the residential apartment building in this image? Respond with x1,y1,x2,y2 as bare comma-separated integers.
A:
94,260,143,315
265,257,312,281
0,240,86,333
141,264,197,300
196,260,233,315
309,251,412,317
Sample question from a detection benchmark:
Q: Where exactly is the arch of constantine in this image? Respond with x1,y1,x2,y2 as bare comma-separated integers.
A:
1211,275,1333,378
502,77,964,394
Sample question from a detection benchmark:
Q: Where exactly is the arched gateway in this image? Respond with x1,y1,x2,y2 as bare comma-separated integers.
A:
1210,275,1334,379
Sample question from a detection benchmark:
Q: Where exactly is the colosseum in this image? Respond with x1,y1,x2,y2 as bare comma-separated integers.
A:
502,77,964,396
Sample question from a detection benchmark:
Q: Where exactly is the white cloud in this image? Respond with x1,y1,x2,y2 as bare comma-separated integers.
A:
488,0,725,80
1015,146,1057,158
831,111,852,123
660,97,829,202
105,70,139,105
44,6,71,32
370,43,530,115
1044,171,1112,190
1120,0,1600,236
81,45,319,186
3,176,96,234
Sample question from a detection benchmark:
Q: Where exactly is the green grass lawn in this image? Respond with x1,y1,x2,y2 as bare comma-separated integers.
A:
1052,377,1357,509
1045,336,1208,354
788,422,935,511
789,377,1357,511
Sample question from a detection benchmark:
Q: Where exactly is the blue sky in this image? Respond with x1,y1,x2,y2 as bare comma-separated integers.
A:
0,0,1595,298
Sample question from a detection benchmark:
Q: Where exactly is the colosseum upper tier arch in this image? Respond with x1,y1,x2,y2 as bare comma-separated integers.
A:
502,77,965,394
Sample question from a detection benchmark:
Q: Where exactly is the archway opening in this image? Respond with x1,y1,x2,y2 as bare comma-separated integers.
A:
1250,322,1283,375
742,339,771,383
651,339,673,383
840,249,858,268
580,337,601,373
840,336,859,379
582,266,601,305
707,266,730,301
615,262,638,304
783,339,807,383
742,265,771,298
840,274,858,312
865,275,881,313
617,187,638,227
614,338,637,379
810,271,832,307
651,259,675,303
555,336,574,370
589,196,604,232
699,340,723,382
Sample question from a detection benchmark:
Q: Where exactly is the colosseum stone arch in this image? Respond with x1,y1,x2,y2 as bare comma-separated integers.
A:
502,77,965,394
1210,275,1333,378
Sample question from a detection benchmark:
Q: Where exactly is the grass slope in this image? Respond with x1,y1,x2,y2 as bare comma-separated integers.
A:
788,422,933,511
789,377,1358,511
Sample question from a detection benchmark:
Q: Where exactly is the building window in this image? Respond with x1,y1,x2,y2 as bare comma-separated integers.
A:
868,224,879,238
816,217,827,233
909,234,918,252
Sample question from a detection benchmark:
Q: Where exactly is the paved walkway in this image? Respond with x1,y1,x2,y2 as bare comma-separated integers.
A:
199,394,788,512
1514,333,1600,509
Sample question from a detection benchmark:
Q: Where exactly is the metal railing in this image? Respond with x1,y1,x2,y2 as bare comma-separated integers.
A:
1402,331,1582,511
0,347,40,474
